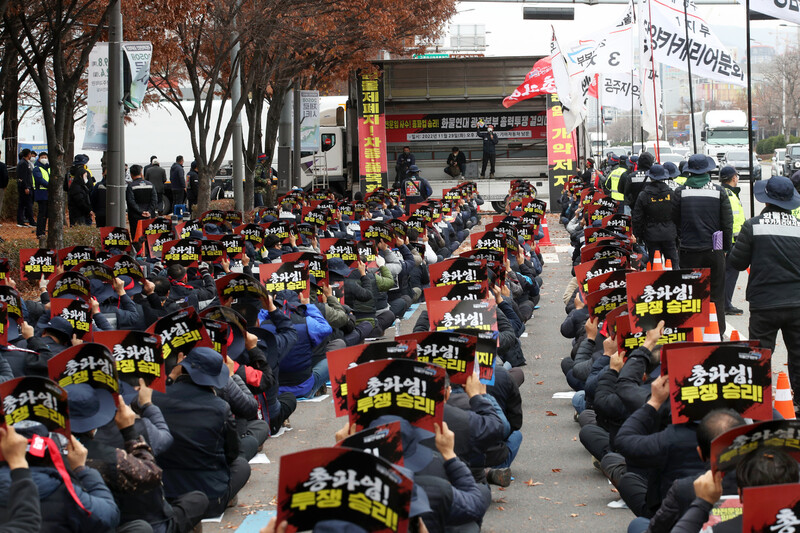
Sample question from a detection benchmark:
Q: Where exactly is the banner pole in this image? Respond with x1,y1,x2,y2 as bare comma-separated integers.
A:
745,0,755,217
646,0,661,160
631,69,635,156
683,0,698,153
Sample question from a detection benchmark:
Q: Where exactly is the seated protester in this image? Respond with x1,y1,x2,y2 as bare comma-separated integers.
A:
416,422,492,533
278,202,296,221
370,256,401,327
68,383,199,533
5,320,50,377
612,374,706,518
263,234,292,262
215,355,266,462
311,281,372,348
0,423,120,531
487,364,524,427
232,296,298,435
433,374,507,487
379,234,418,317
563,317,601,395
328,258,392,336
561,294,590,346
0,426,42,531
590,327,662,476
29,316,81,358
671,448,799,533
491,284,527,368
165,263,215,311
135,277,171,326
408,227,438,266
634,409,745,533
154,348,251,518
93,277,145,330
258,290,332,399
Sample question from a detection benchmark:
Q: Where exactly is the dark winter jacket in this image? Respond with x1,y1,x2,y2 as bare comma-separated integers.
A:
126,178,158,221
632,180,677,242
68,178,93,222
728,206,800,310
615,403,706,505
477,129,499,154
0,463,120,532
145,165,166,194
169,162,185,190
671,174,733,252
443,394,506,469
486,365,523,432
32,161,50,202
153,378,239,501
0,468,41,533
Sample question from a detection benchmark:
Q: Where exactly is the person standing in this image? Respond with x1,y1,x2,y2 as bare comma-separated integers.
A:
728,175,800,408
32,151,50,238
719,165,745,316
603,154,627,202
253,154,269,207
0,149,8,222
445,147,466,178
126,164,157,233
395,146,415,185
401,165,433,208
477,121,499,179
631,164,679,268
171,155,186,209
672,154,733,336
68,162,93,226
187,161,200,215
91,168,108,227
620,152,654,216
143,155,158,176
16,149,35,227
145,158,167,214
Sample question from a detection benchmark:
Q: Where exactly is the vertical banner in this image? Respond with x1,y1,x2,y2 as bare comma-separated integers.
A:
299,90,320,152
122,42,153,109
547,93,576,207
357,71,388,195
83,43,109,151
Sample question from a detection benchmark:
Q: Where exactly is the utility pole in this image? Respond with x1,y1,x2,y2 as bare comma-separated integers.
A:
106,0,125,228
229,6,245,213
293,87,302,188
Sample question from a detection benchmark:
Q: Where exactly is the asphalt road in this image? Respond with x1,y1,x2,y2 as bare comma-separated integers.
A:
208,180,789,532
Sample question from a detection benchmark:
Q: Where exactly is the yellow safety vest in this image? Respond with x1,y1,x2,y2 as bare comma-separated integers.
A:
36,167,50,188
724,187,744,242
792,206,800,220
604,167,626,201
674,176,687,186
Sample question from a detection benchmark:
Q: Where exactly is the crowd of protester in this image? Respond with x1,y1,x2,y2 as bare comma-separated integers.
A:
0,173,550,533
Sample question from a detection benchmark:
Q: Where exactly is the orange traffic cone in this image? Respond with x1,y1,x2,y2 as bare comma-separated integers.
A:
539,219,553,246
728,326,747,341
664,259,673,270
775,372,796,420
692,327,704,342
646,262,652,271
652,250,663,271
703,303,722,342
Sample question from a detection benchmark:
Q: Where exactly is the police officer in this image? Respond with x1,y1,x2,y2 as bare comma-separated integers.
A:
125,164,157,234
620,152,653,215
672,154,733,336
719,165,745,316
729,175,800,406
603,155,627,202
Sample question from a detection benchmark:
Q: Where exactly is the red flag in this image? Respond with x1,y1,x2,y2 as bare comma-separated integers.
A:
502,56,556,109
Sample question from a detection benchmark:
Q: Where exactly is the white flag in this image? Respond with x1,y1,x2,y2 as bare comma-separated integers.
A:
601,72,642,111
750,0,800,25
550,29,574,109
643,0,746,87
586,5,636,76
638,0,663,138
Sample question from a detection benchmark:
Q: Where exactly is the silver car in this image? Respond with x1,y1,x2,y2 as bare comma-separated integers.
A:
772,149,786,177
723,151,762,181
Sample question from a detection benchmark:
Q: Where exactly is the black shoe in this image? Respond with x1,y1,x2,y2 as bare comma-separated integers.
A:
315,384,327,397
725,306,743,316
486,467,512,487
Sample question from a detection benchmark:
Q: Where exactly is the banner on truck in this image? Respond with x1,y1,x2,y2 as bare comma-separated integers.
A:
385,111,547,143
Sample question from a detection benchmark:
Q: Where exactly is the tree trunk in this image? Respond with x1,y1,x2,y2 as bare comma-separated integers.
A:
263,86,288,170
196,165,213,214
243,149,255,213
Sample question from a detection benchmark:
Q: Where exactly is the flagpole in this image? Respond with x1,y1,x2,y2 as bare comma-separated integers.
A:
745,0,755,217
646,0,661,160
630,69,635,155
683,0,698,152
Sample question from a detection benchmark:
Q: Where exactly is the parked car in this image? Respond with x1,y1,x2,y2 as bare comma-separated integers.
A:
772,148,786,177
785,144,800,176
723,150,762,180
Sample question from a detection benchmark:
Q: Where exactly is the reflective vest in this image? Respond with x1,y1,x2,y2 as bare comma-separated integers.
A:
674,176,687,186
792,206,800,220
724,187,745,242
35,167,50,189
604,167,626,201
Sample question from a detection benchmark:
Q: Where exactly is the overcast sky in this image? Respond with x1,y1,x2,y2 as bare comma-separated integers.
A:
449,1,798,59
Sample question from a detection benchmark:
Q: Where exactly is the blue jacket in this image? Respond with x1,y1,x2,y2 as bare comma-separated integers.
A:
169,162,185,189
33,161,50,202
477,130,499,154
259,292,332,392
0,463,120,532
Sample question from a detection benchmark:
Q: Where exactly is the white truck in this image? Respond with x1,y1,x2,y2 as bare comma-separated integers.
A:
701,110,750,171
